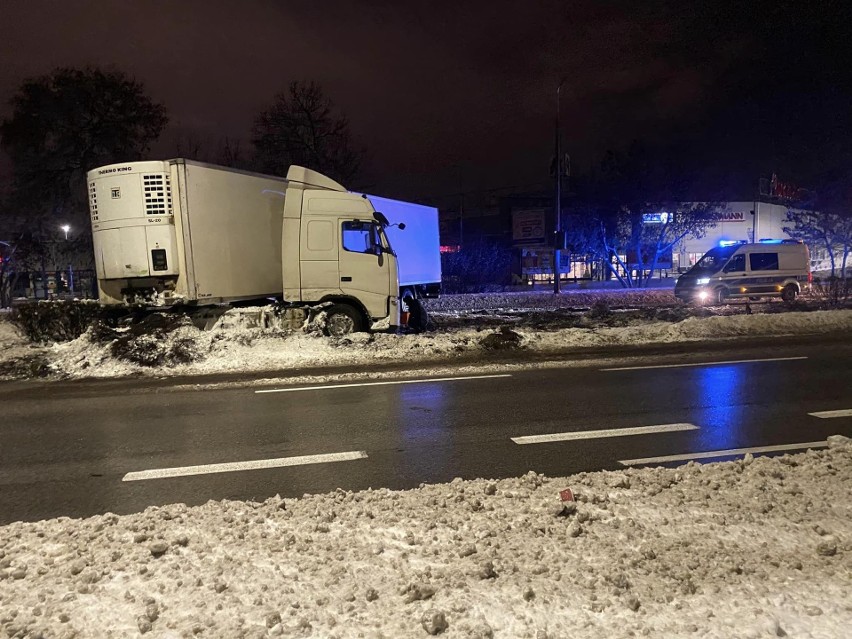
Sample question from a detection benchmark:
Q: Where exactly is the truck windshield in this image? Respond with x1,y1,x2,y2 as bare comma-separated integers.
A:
691,246,738,273
378,226,395,256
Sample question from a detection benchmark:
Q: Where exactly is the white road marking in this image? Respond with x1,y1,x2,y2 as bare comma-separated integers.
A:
122,451,367,482
601,356,808,372
619,441,828,466
254,374,512,394
809,409,852,419
512,422,698,445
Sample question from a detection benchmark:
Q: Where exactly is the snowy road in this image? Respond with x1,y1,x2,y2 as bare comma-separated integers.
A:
1,335,851,524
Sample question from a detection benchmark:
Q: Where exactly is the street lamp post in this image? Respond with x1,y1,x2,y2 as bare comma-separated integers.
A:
554,79,567,294
60,225,73,295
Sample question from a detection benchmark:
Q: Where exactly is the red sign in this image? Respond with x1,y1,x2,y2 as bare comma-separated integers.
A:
559,488,575,502
769,174,807,201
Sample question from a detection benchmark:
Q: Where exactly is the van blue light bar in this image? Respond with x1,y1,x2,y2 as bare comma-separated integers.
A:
719,240,747,247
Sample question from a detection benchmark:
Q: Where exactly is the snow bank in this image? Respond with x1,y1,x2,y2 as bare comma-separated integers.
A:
1,439,850,638
35,309,852,381
428,289,676,312
0,316,27,349
0,316,45,376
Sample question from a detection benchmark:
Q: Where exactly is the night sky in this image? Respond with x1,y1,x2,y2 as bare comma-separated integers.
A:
1,1,850,201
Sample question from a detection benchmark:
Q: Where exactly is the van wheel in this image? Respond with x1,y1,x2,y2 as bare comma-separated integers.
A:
324,304,363,337
714,287,728,305
781,284,798,302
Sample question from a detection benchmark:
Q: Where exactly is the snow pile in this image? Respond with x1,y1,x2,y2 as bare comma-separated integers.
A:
0,315,49,378
25,309,852,380
0,315,26,350
428,289,677,313
1,439,850,638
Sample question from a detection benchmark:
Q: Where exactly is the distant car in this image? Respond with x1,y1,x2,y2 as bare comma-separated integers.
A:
674,240,811,304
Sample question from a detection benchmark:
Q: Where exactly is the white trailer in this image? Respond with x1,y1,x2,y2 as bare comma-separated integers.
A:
366,195,441,300
87,159,407,335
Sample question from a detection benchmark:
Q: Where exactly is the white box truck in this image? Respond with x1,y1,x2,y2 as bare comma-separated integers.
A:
87,159,437,335
367,195,441,301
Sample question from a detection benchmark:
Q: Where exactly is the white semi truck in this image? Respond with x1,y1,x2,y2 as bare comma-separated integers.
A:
86,159,441,335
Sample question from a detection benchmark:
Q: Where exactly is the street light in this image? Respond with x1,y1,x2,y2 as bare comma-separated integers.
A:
554,78,567,294
59,225,73,294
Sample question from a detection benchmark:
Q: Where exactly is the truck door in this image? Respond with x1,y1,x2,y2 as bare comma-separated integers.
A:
338,219,395,319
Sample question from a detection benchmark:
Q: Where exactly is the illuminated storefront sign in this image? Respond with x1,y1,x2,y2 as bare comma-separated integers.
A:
512,209,547,244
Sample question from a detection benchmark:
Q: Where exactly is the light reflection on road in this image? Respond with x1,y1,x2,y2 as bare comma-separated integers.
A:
693,364,746,450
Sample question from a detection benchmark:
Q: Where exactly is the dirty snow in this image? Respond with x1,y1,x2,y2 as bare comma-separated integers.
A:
1,438,850,638
1,297,850,381
38,308,852,381
0,315,27,351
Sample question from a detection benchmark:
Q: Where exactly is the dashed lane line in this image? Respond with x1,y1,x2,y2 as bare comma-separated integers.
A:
600,356,808,372
512,423,698,445
808,409,852,419
254,374,512,394
619,441,828,466
122,451,368,481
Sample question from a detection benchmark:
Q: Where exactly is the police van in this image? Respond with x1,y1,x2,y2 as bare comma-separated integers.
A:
674,240,811,304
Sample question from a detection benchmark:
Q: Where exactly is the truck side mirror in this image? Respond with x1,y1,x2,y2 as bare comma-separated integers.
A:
398,223,406,230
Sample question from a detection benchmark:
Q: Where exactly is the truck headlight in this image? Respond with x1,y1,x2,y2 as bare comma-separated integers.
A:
696,278,710,285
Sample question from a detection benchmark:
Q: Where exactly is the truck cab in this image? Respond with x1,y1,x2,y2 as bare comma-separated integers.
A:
287,183,400,331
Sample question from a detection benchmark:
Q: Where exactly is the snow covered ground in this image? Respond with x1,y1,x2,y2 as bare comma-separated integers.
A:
1,437,850,638
1,307,851,381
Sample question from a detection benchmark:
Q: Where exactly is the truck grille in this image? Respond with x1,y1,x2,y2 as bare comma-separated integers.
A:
88,181,98,222
143,173,173,216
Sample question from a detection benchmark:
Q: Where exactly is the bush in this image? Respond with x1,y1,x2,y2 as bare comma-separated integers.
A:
441,242,512,294
811,277,850,307
586,300,612,320
10,300,104,343
105,314,203,367
479,327,523,350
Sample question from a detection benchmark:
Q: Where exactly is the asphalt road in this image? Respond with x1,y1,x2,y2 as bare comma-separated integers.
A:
1,335,851,524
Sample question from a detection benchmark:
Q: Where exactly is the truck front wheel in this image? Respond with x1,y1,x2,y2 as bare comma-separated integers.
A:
324,304,363,337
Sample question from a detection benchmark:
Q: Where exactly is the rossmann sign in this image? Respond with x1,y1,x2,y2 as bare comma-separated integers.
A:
714,211,745,222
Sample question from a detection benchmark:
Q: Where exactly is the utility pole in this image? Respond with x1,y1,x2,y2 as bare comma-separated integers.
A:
554,79,566,294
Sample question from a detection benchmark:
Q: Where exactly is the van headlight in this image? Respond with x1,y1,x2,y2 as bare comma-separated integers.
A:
696,278,710,285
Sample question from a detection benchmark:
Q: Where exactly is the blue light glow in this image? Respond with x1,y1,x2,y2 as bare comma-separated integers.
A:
719,240,747,247
694,365,745,450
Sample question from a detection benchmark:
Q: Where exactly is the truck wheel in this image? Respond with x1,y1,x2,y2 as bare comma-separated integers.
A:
407,297,429,334
781,284,798,302
324,304,363,337
715,287,728,305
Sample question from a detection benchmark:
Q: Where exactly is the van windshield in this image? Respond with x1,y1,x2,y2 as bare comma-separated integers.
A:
691,246,738,274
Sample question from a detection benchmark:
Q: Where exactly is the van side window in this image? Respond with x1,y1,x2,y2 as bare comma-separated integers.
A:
342,221,376,254
750,253,779,271
724,254,746,272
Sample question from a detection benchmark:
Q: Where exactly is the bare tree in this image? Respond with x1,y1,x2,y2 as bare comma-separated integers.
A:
586,144,720,287
252,81,363,185
784,209,852,277
0,67,167,297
